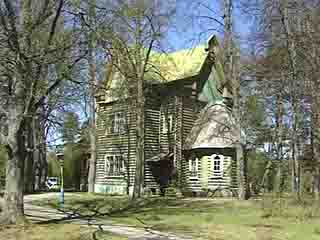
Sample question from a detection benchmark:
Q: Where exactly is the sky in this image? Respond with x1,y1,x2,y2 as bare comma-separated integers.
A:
164,0,252,51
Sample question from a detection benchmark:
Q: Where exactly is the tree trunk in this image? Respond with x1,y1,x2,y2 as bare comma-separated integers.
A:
40,149,48,190
311,80,320,199
291,97,300,199
237,145,247,199
87,0,97,193
260,160,273,192
132,14,145,199
279,1,300,200
87,51,97,193
1,122,26,224
24,118,36,193
306,16,320,200
133,76,145,199
275,90,284,193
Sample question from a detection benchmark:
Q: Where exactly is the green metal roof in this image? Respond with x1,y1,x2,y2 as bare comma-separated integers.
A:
146,45,208,81
99,35,229,105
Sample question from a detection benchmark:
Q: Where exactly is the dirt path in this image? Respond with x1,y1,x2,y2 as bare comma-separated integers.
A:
23,193,193,240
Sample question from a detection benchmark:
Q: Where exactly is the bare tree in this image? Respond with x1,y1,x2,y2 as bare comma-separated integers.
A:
0,0,84,223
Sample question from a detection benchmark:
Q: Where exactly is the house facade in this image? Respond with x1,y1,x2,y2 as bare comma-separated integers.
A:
94,36,242,196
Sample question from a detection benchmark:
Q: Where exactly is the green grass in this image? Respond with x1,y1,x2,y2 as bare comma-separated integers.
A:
32,193,129,216
95,231,128,240
0,223,128,240
32,193,320,240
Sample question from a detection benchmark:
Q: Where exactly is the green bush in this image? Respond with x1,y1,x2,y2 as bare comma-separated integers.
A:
165,187,177,197
181,189,194,197
261,193,320,220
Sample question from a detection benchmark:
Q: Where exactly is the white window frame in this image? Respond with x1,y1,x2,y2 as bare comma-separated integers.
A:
211,154,223,177
104,154,125,177
189,157,199,179
162,114,174,133
106,112,126,135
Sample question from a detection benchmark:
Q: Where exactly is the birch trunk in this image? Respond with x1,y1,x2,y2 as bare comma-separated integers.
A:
275,90,284,193
87,0,97,193
87,48,97,193
133,14,145,198
133,87,145,198
133,51,145,199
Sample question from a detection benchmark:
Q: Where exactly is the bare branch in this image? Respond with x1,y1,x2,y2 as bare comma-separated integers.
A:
47,0,64,46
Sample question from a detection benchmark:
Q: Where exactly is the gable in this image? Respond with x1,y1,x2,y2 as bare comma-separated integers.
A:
96,35,232,105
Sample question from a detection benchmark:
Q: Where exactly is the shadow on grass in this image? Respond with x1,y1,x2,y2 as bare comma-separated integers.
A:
33,197,225,225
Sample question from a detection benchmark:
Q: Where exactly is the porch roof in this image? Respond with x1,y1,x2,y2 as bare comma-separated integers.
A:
146,152,174,162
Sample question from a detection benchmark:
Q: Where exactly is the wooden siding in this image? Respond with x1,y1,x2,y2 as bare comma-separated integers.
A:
181,97,199,188
95,90,240,195
179,97,239,193
144,97,161,188
184,154,237,193
174,96,183,185
159,97,176,154
95,102,137,190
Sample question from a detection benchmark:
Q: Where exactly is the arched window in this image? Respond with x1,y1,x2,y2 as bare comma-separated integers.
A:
211,154,223,177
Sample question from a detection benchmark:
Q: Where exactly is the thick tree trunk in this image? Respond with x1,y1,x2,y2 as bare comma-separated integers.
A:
24,118,36,193
40,151,48,190
1,124,26,224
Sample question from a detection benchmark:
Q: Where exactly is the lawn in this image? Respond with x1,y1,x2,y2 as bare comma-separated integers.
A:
32,193,320,240
0,223,127,240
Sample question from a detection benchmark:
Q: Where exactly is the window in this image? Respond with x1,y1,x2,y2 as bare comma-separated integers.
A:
162,114,174,133
106,112,126,134
211,155,223,177
189,158,199,178
104,155,125,176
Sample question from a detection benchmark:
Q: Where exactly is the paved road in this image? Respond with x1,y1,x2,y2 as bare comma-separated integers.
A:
22,193,192,240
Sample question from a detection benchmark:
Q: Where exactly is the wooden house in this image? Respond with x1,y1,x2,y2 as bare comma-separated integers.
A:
94,35,242,196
